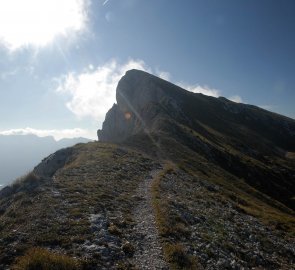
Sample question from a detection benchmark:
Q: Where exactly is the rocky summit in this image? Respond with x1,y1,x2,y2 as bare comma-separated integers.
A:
1,70,295,269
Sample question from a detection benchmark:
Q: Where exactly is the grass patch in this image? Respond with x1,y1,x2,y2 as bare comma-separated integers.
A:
164,243,199,270
4,172,44,197
151,162,198,268
151,161,178,237
12,247,80,270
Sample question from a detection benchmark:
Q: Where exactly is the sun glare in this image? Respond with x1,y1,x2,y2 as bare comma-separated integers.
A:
0,0,88,51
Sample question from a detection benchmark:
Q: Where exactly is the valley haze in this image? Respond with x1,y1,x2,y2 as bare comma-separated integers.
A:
0,134,90,188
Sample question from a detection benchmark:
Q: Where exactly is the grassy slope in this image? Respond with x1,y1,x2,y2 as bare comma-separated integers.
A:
0,121,294,269
0,142,158,269
131,133,294,269
121,121,295,268
0,135,294,269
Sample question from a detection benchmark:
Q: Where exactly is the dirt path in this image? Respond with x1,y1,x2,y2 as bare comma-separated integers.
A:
132,168,168,270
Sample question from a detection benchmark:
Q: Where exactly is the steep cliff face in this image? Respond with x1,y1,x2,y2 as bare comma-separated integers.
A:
98,69,295,152
97,69,189,142
97,104,134,142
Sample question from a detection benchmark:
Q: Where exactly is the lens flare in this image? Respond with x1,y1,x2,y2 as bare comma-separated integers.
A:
125,112,132,120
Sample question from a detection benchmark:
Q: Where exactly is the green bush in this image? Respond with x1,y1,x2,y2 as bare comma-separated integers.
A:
13,247,80,270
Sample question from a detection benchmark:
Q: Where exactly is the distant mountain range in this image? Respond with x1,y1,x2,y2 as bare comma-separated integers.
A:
0,134,91,188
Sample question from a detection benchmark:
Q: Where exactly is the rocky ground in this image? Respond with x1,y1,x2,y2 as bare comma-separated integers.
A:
0,143,160,269
0,141,294,269
132,167,168,269
155,168,295,269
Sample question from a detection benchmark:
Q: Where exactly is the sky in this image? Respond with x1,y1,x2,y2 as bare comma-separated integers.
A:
0,0,294,140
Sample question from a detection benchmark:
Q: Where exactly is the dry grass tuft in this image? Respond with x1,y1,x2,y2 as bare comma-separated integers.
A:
12,247,80,270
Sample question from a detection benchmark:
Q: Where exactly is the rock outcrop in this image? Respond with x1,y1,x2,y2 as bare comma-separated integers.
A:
98,69,295,152
97,69,188,142
33,147,74,178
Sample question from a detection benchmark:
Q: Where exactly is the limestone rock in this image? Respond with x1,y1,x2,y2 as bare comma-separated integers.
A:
97,69,186,142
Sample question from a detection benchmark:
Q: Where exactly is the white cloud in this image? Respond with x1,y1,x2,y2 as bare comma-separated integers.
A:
178,83,220,97
103,0,110,5
1,68,19,80
0,0,89,51
0,127,95,140
229,95,243,103
258,105,273,110
56,59,150,122
156,69,171,81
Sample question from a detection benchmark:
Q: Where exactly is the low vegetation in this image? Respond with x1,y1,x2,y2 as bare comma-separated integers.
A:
1,129,294,269
164,244,198,270
0,142,156,268
12,247,80,270
142,132,295,269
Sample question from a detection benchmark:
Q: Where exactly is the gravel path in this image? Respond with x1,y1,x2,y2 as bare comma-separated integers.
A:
132,168,168,270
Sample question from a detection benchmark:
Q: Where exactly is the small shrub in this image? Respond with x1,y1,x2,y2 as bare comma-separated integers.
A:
122,241,135,256
11,172,42,194
165,243,198,270
108,223,122,236
12,247,80,270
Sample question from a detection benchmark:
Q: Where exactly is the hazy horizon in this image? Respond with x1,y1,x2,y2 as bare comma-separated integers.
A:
0,134,90,188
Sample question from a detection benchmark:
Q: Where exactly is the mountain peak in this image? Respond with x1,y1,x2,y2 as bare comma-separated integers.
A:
98,70,295,149
98,69,189,142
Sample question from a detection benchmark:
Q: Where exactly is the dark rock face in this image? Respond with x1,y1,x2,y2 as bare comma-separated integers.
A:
97,104,134,142
98,70,166,142
97,69,187,142
98,69,295,149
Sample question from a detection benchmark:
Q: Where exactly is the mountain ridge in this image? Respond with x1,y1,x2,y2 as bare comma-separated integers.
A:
99,69,295,149
0,70,294,269
99,69,295,210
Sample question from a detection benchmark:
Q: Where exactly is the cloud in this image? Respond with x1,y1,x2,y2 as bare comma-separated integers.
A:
56,59,149,122
0,127,94,140
1,68,19,80
0,0,89,51
229,95,243,103
155,69,171,81
258,105,273,111
177,83,220,97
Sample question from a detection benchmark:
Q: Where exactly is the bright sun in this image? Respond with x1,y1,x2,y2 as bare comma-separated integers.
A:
0,0,88,51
